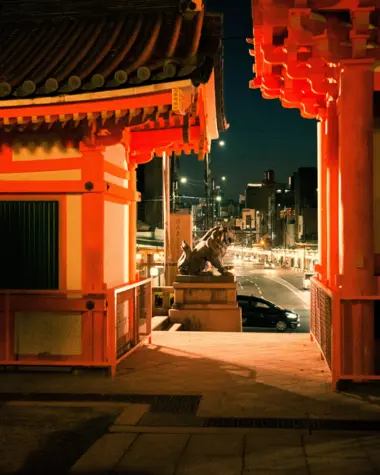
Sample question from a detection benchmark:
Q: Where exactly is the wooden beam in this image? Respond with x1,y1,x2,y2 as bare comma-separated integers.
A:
0,92,172,121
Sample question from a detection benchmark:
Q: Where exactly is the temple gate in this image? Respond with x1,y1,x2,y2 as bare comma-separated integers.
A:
250,0,380,388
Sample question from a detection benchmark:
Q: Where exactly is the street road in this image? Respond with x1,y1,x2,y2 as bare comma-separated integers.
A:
232,262,310,333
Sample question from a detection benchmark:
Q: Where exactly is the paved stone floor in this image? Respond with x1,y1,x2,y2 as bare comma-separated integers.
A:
2,332,380,419
2,332,380,473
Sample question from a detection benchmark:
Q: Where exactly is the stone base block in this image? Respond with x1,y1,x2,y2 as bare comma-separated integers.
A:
168,277,242,332
168,307,242,332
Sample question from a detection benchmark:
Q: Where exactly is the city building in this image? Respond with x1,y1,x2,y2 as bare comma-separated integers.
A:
238,194,246,214
293,167,318,242
241,208,256,230
191,202,207,233
241,169,315,248
225,199,238,218
245,170,287,241
268,186,295,247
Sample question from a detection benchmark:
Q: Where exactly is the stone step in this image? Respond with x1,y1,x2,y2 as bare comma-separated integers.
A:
168,323,182,332
151,316,170,331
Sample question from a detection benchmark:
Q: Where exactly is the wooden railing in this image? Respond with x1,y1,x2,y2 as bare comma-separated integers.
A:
310,278,380,388
107,278,152,376
0,279,152,377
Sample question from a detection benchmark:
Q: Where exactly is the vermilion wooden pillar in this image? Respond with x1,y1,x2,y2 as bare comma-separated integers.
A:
129,163,137,282
338,59,375,375
326,99,339,290
317,118,328,283
81,144,105,294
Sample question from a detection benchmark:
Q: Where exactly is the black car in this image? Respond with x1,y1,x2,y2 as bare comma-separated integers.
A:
237,295,300,332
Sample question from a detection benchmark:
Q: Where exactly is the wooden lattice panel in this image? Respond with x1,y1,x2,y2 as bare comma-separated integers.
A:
116,289,134,359
311,280,332,368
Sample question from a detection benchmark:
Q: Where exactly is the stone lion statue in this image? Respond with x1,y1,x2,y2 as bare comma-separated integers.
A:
178,224,235,276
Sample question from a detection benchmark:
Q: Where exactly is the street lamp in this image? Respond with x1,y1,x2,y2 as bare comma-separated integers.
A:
216,196,222,202
221,176,226,181
219,140,225,147
180,177,187,184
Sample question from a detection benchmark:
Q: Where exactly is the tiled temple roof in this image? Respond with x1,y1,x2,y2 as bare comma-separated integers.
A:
0,2,226,131
0,0,226,131
0,12,220,96
0,0,197,18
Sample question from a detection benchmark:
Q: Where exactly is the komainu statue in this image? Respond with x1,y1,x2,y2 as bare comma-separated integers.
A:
178,224,234,276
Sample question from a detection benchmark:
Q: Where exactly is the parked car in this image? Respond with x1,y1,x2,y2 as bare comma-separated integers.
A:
303,272,315,290
237,295,300,332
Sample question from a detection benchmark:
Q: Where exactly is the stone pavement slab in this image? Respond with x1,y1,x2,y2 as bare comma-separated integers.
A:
115,433,189,475
176,433,244,475
70,433,137,473
244,434,306,472
307,457,376,475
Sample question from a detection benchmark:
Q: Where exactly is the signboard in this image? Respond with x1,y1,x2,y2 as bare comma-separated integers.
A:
168,212,193,285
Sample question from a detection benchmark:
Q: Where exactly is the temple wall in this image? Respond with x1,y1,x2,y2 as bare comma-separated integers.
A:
14,311,82,356
104,200,129,288
103,144,129,188
103,144,127,168
0,134,133,292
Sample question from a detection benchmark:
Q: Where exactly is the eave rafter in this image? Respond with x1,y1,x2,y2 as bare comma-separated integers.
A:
250,0,378,119
0,85,210,160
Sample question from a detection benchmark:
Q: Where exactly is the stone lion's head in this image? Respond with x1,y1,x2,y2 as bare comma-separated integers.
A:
206,224,235,249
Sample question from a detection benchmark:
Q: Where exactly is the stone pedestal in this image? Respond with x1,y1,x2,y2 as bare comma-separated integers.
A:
168,275,242,332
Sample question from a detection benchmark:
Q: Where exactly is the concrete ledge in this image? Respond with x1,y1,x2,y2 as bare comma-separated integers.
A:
114,403,150,425
109,425,310,436
173,303,240,310
175,275,236,284
169,323,182,332
169,308,242,332
152,316,169,331
173,282,238,289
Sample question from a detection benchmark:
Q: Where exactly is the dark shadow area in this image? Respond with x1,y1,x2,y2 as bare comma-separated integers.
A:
4,409,120,475
339,382,380,406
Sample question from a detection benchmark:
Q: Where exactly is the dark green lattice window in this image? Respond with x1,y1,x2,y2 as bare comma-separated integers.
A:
0,201,59,290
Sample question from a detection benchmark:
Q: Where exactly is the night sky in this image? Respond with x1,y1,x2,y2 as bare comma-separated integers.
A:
180,0,317,199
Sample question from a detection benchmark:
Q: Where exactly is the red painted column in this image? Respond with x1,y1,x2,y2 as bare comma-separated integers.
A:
326,99,339,290
317,117,328,283
128,163,137,283
80,144,105,294
338,59,375,376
